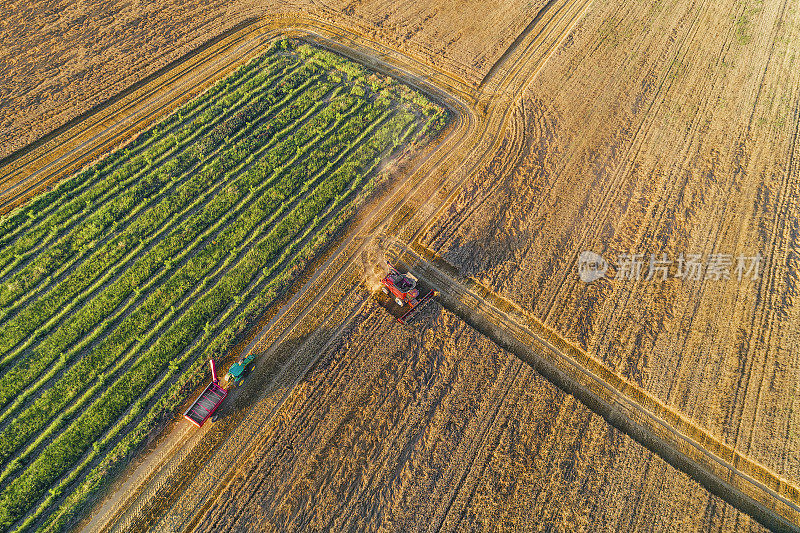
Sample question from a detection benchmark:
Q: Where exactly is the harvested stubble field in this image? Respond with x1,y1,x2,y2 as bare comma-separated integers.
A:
0,39,446,532
421,0,800,509
0,0,539,162
3,0,799,529
193,301,764,532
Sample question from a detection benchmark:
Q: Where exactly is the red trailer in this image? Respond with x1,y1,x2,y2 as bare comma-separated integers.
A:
184,359,227,428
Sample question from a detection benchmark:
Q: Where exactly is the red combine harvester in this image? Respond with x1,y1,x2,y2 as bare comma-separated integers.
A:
380,263,437,324
184,359,228,428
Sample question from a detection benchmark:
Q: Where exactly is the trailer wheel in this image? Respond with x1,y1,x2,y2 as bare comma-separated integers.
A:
381,287,389,295
395,297,404,307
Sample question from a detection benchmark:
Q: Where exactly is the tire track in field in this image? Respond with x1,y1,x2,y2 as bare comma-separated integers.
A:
579,0,743,389
597,0,787,425
531,0,712,329
93,1,593,528
394,243,800,531
733,0,800,469
437,362,530,531
488,0,595,100
403,0,595,250
424,96,556,261
428,357,524,532
421,100,527,250
0,19,269,213
476,0,562,93
322,313,479,530
432,0,709,332
422,96,559,291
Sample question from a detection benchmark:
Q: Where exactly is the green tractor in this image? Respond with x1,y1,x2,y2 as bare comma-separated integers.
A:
225,352,256,386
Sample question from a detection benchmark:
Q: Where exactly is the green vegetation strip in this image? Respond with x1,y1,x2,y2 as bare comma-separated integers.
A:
0,68,329,413
0,39,448,532
0,53,299,325
0,79,350,481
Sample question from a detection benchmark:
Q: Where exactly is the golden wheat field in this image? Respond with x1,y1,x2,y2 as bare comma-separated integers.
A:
192,303,764,532
422,0,800,485
1,0,799,529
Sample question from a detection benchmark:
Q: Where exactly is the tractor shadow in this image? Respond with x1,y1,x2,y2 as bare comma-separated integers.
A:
209,322,339,425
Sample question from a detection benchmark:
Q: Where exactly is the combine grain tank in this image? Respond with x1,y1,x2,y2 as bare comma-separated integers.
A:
184,359,227,428
380,263,437,324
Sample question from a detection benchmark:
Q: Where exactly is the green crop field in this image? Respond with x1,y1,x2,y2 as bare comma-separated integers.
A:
0,38,447,532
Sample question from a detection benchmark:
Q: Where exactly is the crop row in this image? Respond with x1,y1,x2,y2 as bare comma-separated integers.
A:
0,39,448,532
0,52,300,323
0,61,327,377
0,53,283,299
